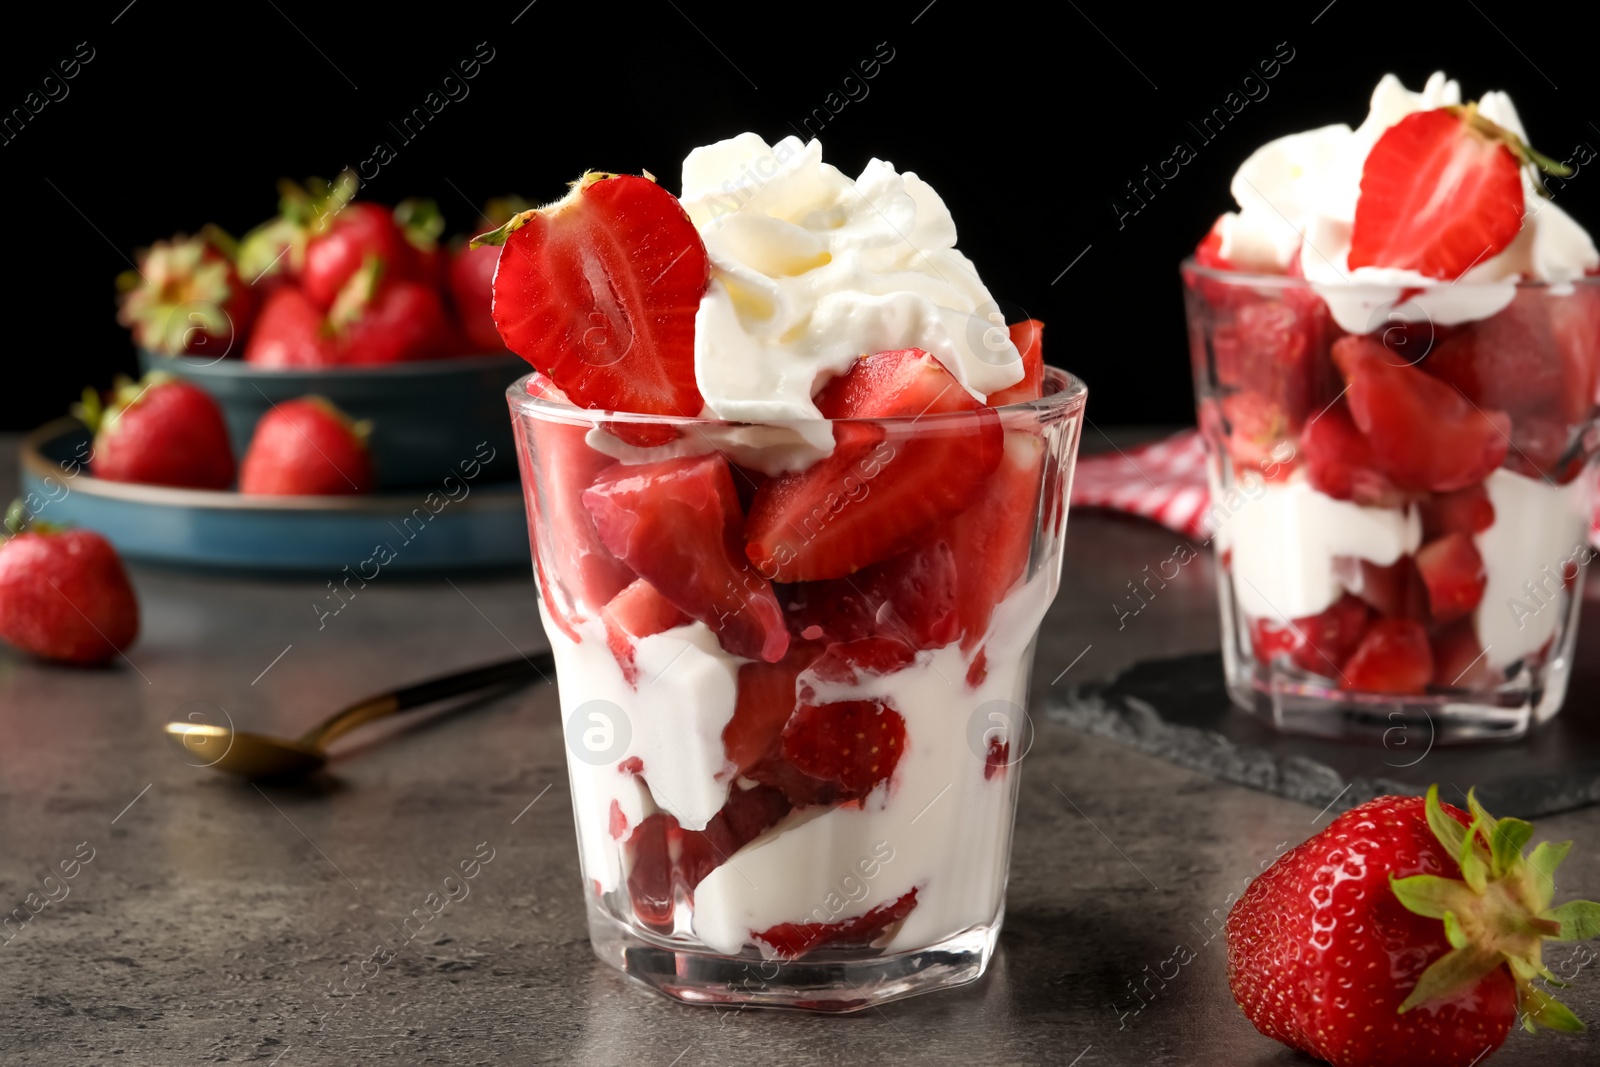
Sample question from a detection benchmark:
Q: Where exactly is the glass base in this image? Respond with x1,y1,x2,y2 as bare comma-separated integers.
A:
586,899,1001,1013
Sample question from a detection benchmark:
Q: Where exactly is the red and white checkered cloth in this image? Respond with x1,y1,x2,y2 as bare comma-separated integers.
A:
1070,430,1215,540
1069,429,1600,545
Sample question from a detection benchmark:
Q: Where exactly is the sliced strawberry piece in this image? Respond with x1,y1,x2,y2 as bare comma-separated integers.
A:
1214,301,1319,427
1348,107,1526,281
520,404,635,625
777,699,905,799
1220,391,1292,471
1421,291,1564,417
754,888,919,960
1340,618,1434,694
946,431,1044,650
722,640,822,777
1338,555,1431,623
584,453,788,662
1415,533,1487,624
807,638,918,684
608,798,629,840
1195,217,1233,271
602,578,690,685
1249,593,1370,677
1549,283,1600,425
966,647,988,688
746,349,1002,582
1419,483,1496,540
984,735,1010,780
1333,335,1510,492
625,812,677,932
1299,400,1402,506
780,537,959,651
677,783,792,889
985,320,1045,406
1431,617,1490,687
484,174,709,442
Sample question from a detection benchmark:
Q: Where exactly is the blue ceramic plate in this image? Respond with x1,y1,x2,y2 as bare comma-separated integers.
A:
137,351,527,490
20,419,530,574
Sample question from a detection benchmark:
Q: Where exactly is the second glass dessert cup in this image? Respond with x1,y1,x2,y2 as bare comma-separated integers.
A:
1184,263,1599,742
508,367,1085,1011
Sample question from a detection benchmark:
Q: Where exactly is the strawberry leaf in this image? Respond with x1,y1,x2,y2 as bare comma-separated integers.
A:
1442,910,1470,950
1398,946,1501,1013
1392,873,1476,919
1527,840,1573,909
1459,814,1491,893
1520,984,1586,1033
1488,817,1536,878
1425,784,1468,857
1543,900,1600,942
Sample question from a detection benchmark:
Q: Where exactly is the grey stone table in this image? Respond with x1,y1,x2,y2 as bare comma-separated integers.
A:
2,431,1598,1067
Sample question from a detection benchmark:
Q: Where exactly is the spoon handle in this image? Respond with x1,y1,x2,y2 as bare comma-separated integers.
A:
298,652,553,750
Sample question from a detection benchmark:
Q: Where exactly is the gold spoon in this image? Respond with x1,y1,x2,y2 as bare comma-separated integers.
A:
164,653,552,779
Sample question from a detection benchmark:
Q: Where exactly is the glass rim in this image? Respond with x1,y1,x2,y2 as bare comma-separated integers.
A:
1179,256,1600,291
506,365,1088,427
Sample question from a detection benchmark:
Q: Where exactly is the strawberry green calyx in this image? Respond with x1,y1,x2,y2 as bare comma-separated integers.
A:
1444,103,1574,179
470,172,619,248
73,372,174,437
3,500,64,538
1391,784,1600,1031
116,235,239,355
70,387,105,435
394,198,445,252
299,395,373,447
238,173,361,283
328,257,384,331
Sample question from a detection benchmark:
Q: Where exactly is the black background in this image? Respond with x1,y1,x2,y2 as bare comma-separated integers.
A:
1,0,1595,431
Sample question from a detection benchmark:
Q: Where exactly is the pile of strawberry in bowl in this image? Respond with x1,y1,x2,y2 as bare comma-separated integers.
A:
1184,72,1600,740
89,178,535,496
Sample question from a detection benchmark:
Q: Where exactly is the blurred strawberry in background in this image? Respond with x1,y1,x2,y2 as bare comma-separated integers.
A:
74,372,235,489
0,505,140,666
116,227,257,359
239,397,375,495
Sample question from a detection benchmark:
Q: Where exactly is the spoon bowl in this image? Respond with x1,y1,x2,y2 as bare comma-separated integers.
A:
165,722,327,779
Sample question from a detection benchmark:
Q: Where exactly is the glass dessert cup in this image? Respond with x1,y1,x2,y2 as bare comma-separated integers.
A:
1183,262,1600,743
507,367,1086,1011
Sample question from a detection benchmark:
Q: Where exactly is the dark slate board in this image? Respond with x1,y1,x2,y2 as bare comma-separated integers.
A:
1050,653,1600,819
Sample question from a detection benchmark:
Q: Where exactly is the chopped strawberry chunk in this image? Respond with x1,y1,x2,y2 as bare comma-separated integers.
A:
677,783,792,889
807,638,918,684
985,320,1045,406
489,174,709,443
1340,618,1434,694
722,641,822,778
778,700,905,799
518,410,636,631
625,812,677,931
754,888,919,960
966,647,988,688
584,454,788,663
1299,401,1402,506
1333,335,1510,492
945,432,1044,650
780,537,959,651
1548,283,1600,424
1422,291,1566,418
1419,483,1496,540
1348,107,1525,281
1214,300,1320,427
601,578,690,685
1249,593,1370,677
984,735,1009,780
1221,391,1293,471
1195,217,1233,271
746,349,1002,582
608,798,628,840
1431,617,1490,688
1338,555,1431,622
1415,533,1487,624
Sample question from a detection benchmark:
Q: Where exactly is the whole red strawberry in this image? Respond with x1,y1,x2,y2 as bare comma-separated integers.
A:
301,201,420,309
116,228,257,359
239,397,375,495
0,510,139,666
1228,786,1599,1067
449,196,529,354
244,285,338,367
78,372,235,490
329,263,454,365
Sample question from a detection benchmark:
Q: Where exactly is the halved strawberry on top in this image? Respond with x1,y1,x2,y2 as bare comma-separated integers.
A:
479,173,710,446
745,348,1002,582
1349,105,1567,281
1333,335,1510,492
584,453,788,663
